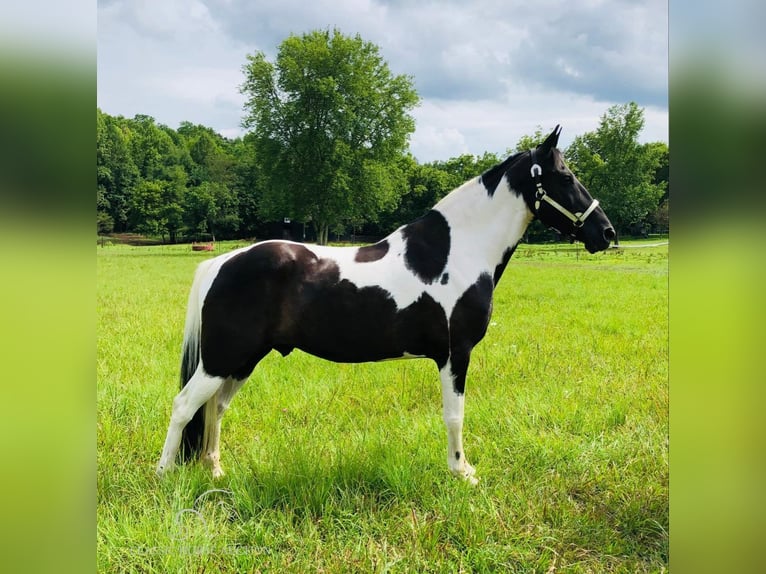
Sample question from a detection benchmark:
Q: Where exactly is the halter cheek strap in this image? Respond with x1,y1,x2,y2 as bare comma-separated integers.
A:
529,150,599,230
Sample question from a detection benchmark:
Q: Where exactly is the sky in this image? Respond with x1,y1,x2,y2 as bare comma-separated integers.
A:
96,0,668,163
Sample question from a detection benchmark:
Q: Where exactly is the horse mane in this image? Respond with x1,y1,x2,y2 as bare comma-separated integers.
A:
480,150,527,197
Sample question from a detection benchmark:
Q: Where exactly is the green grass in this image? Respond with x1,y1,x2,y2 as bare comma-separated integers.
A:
97,239,668,572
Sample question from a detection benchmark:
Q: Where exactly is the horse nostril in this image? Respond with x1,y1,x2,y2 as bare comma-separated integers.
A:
603,227,616,241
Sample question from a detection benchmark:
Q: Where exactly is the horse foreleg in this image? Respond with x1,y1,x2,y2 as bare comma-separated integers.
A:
202,377,246,478
157,368,225,476
439,359,478,485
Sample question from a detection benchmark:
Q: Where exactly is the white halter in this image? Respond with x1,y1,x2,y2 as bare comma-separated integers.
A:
529,150,600,230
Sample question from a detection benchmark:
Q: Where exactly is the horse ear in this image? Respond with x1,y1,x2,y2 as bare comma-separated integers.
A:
538,125,562,155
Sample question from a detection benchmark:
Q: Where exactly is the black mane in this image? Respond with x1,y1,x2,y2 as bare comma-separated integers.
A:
479,151,526,197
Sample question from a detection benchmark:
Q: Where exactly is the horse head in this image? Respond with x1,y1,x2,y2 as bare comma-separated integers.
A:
512,125,616,253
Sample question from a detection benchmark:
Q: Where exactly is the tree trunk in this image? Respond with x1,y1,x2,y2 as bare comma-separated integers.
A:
316,222,329,245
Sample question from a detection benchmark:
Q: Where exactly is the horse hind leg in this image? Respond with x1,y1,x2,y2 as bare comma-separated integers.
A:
201,377,247,479
157,367,225,475
198,347,270,478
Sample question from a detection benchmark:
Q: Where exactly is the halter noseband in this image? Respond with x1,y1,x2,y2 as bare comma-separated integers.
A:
529,149,600,232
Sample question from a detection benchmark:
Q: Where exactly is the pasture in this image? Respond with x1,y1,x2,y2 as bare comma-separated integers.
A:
97,240,667,572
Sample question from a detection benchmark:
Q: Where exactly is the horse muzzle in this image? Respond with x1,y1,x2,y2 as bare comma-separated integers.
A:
584,225,616,253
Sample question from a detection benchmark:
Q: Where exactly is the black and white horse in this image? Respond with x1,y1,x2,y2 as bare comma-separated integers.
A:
157,126,615,483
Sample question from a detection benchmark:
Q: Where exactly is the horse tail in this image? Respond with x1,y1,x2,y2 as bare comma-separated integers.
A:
179,258,213,462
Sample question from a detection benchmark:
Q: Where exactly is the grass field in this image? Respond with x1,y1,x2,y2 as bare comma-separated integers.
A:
97,239,668,573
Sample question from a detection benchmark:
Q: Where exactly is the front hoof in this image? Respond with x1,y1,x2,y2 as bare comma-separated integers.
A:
451,463,479,485
156,463,172,477
462,465,479,485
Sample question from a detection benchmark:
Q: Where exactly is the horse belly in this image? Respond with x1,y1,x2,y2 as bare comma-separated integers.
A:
283,280,449,365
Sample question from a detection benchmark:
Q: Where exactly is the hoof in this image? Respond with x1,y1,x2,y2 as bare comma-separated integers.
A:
451,463,479,485
203,453,225,479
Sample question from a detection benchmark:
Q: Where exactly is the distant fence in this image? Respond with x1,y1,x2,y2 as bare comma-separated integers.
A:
514,240,668,255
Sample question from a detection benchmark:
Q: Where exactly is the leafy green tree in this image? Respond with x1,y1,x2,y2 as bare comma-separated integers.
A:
565,102,665,239
129,180,165,238
184,181,240,241
184,183,215,238
511,126,546,153
432,152,501,191
161,164,187,243
229,134,265,238
644,141,669,203
97,109,139,231
643,141,669,233
129,115,169,181
400,160,454,219
178,122,235,185
96,187,114,234
240,28,419,244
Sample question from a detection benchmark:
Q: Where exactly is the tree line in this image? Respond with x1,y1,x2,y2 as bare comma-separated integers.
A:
97,29,667,245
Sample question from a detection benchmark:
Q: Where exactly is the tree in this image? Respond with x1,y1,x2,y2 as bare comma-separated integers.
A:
240,28,419,244
230,134,265,238
96,187,114,234
433,152,501,191
644,141,669,204
129,180,165,238
161,164,186,243
184,182,240,241
511,125,546,153
129,115,178,181
565,102,666,239
97,109,139,231
644,141,669,233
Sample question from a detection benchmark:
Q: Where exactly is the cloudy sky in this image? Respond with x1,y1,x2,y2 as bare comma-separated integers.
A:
97,0,668,163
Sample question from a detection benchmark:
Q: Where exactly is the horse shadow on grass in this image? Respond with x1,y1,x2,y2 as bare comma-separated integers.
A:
173,443,450,523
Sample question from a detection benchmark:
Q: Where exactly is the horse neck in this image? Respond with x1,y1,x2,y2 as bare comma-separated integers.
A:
434,176,533,270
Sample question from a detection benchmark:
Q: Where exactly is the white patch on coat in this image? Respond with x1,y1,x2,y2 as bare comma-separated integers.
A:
192,174,533,326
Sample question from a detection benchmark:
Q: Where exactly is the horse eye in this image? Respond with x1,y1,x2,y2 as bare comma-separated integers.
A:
562,174,574,184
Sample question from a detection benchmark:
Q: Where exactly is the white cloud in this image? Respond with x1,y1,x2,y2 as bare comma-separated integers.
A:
101,0,220,39
148,67,245,107
97,0,668,162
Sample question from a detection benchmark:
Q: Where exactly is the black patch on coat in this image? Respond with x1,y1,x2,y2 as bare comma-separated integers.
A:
480,151,524,196
355,240,389,263
201,243,298,380
493,244,518,286
448,273,494,395
401,210,451,284
283,280,449,366
199,242,451,379
480,163,507,197
440,273,449,285
455,451,461,460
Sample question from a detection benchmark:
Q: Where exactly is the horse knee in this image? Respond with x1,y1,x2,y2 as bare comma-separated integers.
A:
443,415,463,429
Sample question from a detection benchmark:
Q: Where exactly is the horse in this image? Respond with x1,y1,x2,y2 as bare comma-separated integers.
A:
157,125,615,484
